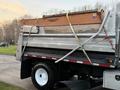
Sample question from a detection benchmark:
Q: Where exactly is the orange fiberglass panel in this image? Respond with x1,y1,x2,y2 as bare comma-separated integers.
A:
20,11,102,27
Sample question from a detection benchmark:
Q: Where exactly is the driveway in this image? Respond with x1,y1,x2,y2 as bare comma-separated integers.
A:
0,55,37,90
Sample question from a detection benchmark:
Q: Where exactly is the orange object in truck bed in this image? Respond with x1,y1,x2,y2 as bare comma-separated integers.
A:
20,10,102,27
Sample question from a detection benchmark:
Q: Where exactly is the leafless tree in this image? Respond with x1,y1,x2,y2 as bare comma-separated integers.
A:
1,19,21,44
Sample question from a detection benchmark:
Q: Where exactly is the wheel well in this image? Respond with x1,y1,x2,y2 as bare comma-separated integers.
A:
21,57,105,80
21,57,57,79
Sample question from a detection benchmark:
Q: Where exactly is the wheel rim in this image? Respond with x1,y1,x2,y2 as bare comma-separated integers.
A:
35,68,48,86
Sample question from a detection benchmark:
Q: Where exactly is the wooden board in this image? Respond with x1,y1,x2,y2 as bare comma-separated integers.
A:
20,11,102,27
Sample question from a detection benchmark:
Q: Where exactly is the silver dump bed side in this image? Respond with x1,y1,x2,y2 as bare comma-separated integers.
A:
16,3,120,63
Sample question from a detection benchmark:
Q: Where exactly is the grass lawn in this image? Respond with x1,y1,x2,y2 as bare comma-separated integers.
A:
0,45,16,55
0,82,24,90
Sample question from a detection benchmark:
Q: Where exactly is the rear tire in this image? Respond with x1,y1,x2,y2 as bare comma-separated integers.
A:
31,63,55,90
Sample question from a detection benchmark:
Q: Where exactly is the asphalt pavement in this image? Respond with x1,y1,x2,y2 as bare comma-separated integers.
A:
0,55,37,90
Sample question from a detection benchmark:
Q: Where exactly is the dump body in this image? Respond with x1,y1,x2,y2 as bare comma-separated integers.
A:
16,8,119,68
20,10,116,53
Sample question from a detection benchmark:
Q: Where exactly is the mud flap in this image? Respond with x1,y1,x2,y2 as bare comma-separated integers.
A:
56,80,90,90
21,59,31,79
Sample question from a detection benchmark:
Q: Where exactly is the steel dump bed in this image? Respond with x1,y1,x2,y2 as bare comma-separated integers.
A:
21,10,116,53
17,4,120,68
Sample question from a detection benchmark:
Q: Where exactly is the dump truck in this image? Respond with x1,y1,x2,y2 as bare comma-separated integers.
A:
16,2,120,90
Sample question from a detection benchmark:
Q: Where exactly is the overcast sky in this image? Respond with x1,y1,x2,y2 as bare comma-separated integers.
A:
0,0,119,24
